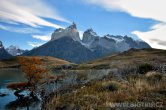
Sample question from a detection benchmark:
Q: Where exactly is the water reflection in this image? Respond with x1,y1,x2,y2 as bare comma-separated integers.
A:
0,69,41,110
5,96,41,110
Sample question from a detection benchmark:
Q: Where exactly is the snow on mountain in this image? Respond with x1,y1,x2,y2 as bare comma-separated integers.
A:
82,28,99,47
6,45,27,56
104,34,124,42
0,41,12,60
82,28,151,54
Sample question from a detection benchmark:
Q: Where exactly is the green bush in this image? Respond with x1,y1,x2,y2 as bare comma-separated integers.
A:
104,82,120,92
138,64,154,74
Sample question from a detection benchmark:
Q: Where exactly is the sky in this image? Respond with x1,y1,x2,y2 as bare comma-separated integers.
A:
0,0,165,50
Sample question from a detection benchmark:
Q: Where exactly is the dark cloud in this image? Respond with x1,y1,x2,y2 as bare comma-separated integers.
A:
150,39,166,46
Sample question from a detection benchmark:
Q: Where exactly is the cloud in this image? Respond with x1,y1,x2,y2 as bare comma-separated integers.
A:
84,0,166,49
150,39,166,46
27,41,43,47
0,0,69,28
0,19,19,25
32,34,51,41
0,24,41,34
132,23,166,49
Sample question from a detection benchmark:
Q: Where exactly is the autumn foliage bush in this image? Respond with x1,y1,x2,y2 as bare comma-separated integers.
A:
7,56,48,98
18,56,48,84
7,82,28,90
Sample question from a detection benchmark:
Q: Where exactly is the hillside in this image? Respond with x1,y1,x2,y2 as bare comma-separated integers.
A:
0,56,71,68
43,48,166,110
24,37,97,64
76,48,166,70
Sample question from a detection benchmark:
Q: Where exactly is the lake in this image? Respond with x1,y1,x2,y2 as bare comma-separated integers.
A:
0,68,41,110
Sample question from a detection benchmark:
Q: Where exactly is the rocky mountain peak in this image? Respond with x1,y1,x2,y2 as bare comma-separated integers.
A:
124,35,132,39
66,22,77,30
0,41,3,48
84,28,97,36
51,22,80,42
104,34,110,37
54,28,64,33
7,45,19,50
6,45,27,56
82,28,99,45
103,35,124,42
0,41,12,60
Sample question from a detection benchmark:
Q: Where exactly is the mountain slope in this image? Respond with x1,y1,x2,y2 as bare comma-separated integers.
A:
24,37,97,63
77,48,166,69
43,48,166,110
0,41,12,60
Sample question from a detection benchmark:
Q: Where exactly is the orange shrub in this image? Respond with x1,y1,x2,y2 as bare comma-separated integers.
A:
18,56,48,85
7,82,29,90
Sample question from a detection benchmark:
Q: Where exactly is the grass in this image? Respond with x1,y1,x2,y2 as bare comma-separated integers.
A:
44,71,166,110
76,49,166,70
0,56,71,68
42,49,166,109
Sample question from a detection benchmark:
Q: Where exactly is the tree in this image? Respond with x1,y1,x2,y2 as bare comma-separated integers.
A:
7,56,48,99
19,56,48,98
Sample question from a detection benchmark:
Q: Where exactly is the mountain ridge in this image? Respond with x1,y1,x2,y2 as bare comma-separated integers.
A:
0,41,13,60
24,23,151,63
6,45,28,56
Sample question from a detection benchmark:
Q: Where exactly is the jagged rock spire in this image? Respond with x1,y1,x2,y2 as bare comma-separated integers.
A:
0,41,3,48
67,22,77,29
85,28,93,32
51,22,80,41
84,28,97,36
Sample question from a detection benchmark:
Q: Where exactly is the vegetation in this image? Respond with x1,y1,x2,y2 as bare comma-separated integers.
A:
138,63,154,74
42,49,166,110
7,57,49,99
0,56,71,68
3,49,166,109
44,72,166,110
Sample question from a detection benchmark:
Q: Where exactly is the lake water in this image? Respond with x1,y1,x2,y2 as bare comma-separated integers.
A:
0,68,41,110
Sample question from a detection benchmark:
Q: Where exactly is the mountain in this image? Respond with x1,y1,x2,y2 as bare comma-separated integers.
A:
82,28,99,46
82,32,151,53
0,41,12,60
25,23,151,63
24,37,97,63
51,22,81,42
6,45,28,56
82,29,150,57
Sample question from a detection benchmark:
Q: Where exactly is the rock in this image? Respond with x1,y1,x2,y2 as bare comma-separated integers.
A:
0,41,12,60
6,45,28,56
51,22,81,42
